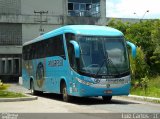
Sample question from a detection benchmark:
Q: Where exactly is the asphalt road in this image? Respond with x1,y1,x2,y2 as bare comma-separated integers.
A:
0,84,160,119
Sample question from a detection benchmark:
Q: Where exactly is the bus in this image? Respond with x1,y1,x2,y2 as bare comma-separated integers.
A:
22,25,136,102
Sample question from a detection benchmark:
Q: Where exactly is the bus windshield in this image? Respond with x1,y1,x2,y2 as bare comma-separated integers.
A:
77,36,129,76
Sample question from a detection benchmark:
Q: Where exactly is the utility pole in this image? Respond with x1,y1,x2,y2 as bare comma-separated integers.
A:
34,10,48,35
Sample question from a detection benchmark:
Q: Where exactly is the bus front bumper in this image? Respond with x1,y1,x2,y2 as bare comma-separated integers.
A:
77,83,131,97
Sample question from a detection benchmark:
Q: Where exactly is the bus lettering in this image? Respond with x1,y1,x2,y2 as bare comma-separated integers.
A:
48,59,63,67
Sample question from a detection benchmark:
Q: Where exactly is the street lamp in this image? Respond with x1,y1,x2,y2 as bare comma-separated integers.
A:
141,10,149,20
133,12,139,19
134,10,149,22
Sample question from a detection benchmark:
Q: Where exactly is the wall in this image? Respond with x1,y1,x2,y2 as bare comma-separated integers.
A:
0,23,22,45
0,0,21,14
22,24,62,43
21,0,65,15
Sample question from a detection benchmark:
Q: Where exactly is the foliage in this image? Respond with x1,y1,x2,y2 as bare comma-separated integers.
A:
131,76,160,98
150,20,160,74
0,80,2,86
129,47,149,80
0,80,10,91
134,47,149,79
0,91,26,98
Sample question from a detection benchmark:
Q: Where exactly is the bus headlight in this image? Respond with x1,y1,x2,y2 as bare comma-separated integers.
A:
75,77,93,86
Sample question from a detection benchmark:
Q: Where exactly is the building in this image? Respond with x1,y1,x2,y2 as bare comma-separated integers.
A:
0,0,106,81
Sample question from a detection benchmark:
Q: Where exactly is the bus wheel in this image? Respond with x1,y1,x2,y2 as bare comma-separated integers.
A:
62,83,71,102
30,80,43,95
30,80,36,95
102,96,112,103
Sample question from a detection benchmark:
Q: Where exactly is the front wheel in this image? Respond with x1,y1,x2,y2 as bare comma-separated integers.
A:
102,96,112,103
62,83,71,102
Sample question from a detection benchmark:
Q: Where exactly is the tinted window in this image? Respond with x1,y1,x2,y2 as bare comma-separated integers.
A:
23,35,65,60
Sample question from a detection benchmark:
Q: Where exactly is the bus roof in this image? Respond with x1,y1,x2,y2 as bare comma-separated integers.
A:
23,25,124,46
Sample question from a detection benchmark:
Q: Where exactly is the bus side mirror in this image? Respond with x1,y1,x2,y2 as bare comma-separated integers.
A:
70,40,80,58
126,41,136,58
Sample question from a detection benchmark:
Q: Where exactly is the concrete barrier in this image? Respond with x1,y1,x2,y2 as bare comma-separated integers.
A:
19,77,23,85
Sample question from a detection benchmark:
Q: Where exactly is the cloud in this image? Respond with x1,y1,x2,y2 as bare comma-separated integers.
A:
106,0,160,19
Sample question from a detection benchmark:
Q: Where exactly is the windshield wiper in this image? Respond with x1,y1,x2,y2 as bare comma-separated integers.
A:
79,69,98,77
94,51,120,77
94,58,107,77
107,57,120,75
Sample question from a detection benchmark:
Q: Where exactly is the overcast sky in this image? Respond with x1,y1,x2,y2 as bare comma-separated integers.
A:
106,0,160,19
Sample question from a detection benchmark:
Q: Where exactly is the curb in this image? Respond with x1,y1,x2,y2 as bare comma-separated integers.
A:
128,95,160,103
0,94,38,102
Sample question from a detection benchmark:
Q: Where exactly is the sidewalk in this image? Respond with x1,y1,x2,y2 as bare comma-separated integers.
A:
7,83,30,94
0,83,37,102
128,95,160,103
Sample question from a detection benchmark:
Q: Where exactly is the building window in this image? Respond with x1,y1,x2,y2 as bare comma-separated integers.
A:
68,0,100,17
74,3,79,10
86,4,92,10
68,3,73,10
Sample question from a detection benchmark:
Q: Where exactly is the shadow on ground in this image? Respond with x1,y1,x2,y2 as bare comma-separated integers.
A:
27,92,139,105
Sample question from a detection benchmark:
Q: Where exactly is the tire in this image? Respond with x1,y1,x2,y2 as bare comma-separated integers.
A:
30,80,43,95
62,83,71,102
102,96,112,103
30,80,36,95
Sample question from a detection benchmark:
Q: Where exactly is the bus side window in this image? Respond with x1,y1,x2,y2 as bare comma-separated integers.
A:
27,45,31,60
22,47,26,60
45,41,49,57
40,41,45,58
34,43,37,59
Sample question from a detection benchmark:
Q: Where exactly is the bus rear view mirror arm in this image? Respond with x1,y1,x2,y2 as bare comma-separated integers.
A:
126,41,136,58
70,40,80,58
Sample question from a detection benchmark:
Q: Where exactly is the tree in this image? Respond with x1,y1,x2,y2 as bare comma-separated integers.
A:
150,20,160,74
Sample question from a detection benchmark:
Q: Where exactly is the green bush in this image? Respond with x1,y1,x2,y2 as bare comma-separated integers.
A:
130,47,149,85
131,76,160,98
0,80,10,90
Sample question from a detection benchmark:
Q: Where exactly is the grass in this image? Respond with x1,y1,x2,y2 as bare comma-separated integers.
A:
131,76,160,98
0,90,27,98
0,83,27,98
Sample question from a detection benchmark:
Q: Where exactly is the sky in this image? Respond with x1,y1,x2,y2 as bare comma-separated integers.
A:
106,0,160,19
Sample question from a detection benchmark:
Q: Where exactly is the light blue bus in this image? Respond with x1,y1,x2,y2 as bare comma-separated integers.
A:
22,25,136,102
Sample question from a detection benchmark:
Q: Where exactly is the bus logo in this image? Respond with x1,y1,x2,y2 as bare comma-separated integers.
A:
94,78,100,83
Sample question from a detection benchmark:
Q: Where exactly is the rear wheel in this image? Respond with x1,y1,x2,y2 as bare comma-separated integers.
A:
30,80,36,95
102,96,112,103
30,80,43,95
62,83,71,102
